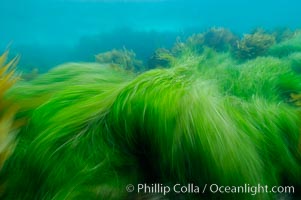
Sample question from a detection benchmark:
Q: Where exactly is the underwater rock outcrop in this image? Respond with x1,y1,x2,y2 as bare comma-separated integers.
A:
203,27,238,52
95,48,143,71
233,30,275,60
171,28,238,56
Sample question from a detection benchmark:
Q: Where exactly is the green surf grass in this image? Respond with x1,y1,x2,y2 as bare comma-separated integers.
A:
1,46,301,200
269,32,301,57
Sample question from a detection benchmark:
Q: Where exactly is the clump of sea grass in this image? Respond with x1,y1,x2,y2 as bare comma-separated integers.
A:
229,56,301,100
271,27,294,43
287,52,301,73
107,62,301,199
269,32,301,57
183,34,204,53
147,48,175,69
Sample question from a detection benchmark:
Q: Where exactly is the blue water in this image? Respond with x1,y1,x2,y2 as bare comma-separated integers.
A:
0,0,300,71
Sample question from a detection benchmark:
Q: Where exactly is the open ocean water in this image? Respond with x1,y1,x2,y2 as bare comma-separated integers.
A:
0,0,300,70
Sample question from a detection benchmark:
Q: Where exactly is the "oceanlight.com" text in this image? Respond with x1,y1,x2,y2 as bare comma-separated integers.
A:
125,183,295,196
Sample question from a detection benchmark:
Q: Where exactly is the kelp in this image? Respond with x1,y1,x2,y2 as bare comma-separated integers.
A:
0,51,20,170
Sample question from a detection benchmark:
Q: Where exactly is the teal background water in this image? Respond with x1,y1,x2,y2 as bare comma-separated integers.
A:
0,0,300,70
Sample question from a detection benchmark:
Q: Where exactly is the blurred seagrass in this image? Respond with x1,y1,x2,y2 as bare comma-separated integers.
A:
1,29,301,200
